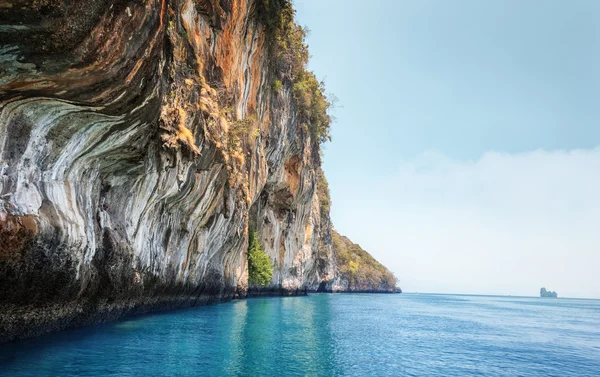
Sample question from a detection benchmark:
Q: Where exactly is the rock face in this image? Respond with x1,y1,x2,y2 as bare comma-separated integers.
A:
540,288,558,298
0,0,398,342
328,231,399,293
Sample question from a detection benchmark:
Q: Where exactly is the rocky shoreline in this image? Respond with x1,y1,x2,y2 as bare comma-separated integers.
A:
2,287,405,343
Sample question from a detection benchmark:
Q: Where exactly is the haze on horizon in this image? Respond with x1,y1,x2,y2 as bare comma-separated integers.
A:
296,0,600,299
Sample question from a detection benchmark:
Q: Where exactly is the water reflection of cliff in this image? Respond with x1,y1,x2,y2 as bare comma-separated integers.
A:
234,295,337,375
0,296,339,375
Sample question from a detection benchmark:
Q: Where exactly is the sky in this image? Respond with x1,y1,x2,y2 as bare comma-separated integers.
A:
294,0,600,298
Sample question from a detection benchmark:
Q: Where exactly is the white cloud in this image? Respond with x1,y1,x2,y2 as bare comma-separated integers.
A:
331,147,600,298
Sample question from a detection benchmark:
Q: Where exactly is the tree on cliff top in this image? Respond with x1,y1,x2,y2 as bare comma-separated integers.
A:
248,232,273,287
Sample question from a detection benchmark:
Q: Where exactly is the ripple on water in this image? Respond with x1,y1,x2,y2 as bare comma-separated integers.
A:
1,294,599,376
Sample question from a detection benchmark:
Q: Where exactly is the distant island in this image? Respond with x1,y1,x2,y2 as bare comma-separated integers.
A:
540,287,558,298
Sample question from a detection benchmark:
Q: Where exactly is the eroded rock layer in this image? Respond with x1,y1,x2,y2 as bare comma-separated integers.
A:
0,0,397,342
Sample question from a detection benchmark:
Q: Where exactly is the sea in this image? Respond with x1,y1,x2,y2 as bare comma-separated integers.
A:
1,293,599,376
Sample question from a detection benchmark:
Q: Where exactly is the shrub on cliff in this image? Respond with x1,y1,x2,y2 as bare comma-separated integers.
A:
255,0,332,145
248,231,273,287
293,72,332,144
316,167,331,219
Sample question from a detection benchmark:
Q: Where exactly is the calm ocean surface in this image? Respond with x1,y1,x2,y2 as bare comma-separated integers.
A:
1,293,599,376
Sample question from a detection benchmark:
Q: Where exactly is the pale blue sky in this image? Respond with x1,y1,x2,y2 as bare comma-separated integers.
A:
295,0,600,298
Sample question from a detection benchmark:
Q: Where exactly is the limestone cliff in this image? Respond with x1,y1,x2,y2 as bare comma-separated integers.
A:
0,0,397,342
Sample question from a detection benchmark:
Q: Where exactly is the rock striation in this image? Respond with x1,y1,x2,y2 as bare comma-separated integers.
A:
0,0,398,342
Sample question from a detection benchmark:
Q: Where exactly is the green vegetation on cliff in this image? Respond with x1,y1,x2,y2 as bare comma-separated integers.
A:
332,231,398,292
248,232,273,287
255,0,332,145
316,167,331,220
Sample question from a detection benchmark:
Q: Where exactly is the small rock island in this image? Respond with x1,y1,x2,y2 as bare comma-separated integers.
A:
540,287,558,298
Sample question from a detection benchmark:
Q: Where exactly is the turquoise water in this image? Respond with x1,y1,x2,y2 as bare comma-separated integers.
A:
1,294,599,376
